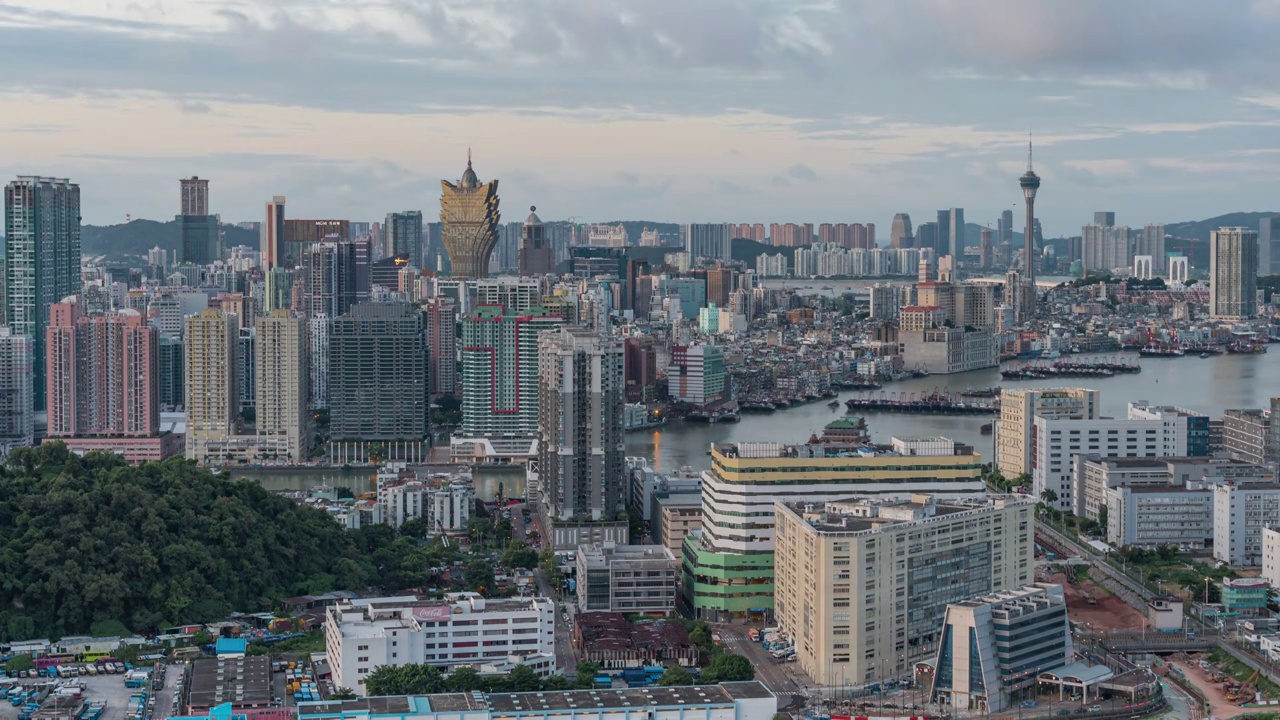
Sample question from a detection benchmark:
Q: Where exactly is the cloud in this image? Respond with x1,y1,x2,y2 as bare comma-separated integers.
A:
786,164,817,182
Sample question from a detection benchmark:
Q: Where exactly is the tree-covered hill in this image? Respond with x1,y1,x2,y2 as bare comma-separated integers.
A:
0,443,370,641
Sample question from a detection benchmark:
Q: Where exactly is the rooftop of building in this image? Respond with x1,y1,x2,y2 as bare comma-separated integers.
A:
575,613,695,654
780,494,1027,535
186,657,273,709
956,582,1064,610
577,543,675,567
713,436,963,460
301,683,771,718
487,683,770,712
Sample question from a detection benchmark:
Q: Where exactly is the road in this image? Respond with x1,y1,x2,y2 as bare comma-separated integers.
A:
1037,523,1151,608
510,503,580,676
716,625,807,707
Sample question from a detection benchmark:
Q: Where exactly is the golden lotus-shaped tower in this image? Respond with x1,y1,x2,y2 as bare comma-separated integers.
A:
440,152,501,278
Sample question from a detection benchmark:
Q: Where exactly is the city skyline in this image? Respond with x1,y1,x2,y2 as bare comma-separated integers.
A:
3,3,1280,232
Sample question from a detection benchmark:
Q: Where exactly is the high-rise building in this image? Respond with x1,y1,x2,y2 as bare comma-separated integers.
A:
440,153,501,278
261,196,286,271
1135,224,1165,269
518,206,555,276
997,388,1100,478
302,237,371,318
684,223,732,260
263,267,294,313
255,310,310,463
384,211,424,268
682,437,986,618
460,305,563,440
666,345,726,407
774,495,1035,690
930,584,1071,713
1020,142,1041,317
537,328,626,524
1260,215,1280,277
979,226,994,268
916,222,938,254
237,326,255,416
158,334,183,411
3,176,81,411
936,210,951,257
328,302,429,463
948,207,965,258
47,297,159,438
425,297,458,399
1081,224,1131,273
1210,227,1260,320
997,209,1014,266
308,314,329,410
184,310,239,462
476,277,544,315
180,176,209,216
0,328,34,455
890,213,913,248
1093,211,1115,227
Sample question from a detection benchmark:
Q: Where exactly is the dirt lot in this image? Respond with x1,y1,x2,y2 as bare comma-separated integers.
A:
1048,572,1147,630
1168,658,1280,720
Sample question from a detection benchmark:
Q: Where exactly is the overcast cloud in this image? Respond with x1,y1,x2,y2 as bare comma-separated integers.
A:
3,0,1280,233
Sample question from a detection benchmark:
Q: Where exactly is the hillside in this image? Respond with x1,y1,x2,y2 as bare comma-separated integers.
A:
600,221,681,242
82,219,258,259
1164,212,1276,242
732,237,794,267
0,443,371,640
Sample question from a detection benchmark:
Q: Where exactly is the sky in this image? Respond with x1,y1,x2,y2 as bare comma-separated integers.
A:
5,1,1280,236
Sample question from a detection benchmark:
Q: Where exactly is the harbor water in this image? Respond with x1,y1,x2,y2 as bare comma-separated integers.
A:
625,352,1280,472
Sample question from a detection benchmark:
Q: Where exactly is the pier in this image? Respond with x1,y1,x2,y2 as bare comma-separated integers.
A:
845,390,997,415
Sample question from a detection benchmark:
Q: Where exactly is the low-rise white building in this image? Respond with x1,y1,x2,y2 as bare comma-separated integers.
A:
1214,481,1280,566
325,593,555,695
1033,417,1185,513
1105,485,1214,549
1263,528,1280,588
575,543,679,614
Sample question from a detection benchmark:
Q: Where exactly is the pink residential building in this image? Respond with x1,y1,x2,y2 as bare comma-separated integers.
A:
46,296,176,462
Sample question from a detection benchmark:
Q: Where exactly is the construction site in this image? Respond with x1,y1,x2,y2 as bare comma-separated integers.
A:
1163,651,1280,719
1042,569,1148,631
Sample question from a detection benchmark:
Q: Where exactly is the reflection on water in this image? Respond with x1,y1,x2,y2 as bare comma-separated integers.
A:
626,352,1280,472
230,464,525,502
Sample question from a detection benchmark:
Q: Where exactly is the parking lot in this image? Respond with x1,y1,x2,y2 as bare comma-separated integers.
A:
0,671,168,720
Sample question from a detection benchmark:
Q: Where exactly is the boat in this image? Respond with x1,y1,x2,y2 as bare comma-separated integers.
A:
1200,352,1212,359
827,400,841,409
1138,345,1185,358
980,422,994,435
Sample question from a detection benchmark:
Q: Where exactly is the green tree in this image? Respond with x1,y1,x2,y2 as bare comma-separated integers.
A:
702,653,754,683
330,688,357,700
1097,505,1109,532
500,542,539,570
656,666,694,686
445,666,484,692
398,518,429,539
573,661,601,689
5,656,34,673
688,621,713,654
463,560,496,595
506,664,544,692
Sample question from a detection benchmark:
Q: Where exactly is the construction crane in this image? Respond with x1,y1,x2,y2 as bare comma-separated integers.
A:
1238,668,1262,705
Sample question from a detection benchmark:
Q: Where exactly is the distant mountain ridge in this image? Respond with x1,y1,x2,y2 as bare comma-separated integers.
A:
81,219,258,259
72,212,1280,261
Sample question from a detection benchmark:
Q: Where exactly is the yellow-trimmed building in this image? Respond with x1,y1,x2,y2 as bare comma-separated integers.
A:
682,437,985,620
